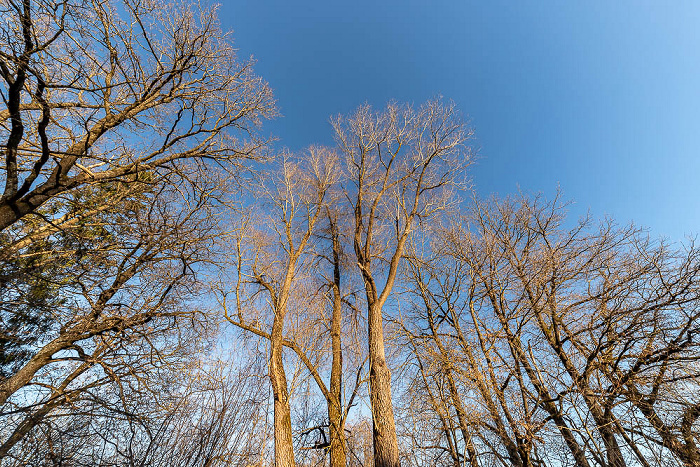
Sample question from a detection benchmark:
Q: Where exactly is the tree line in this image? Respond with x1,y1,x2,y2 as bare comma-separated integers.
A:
1,1,698,467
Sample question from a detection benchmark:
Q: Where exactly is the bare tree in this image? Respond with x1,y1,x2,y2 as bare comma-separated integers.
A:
401,242,547,467
403,193,700,467
292,204,367,467
0,0,274,461
130,356,270,467
223,150,335,467
333,99,471,467
0,173,232,462
324,206,373,467
2,341,271,467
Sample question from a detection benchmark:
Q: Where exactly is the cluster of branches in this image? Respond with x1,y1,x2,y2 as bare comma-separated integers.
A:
219,99,699,467
222,99,472,467
1,0,274,464
399,194,700,467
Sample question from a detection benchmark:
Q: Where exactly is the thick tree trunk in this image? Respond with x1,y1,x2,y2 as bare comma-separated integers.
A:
590,404,626,467
327,395,346,467
368,303,400,467
270,319,296,467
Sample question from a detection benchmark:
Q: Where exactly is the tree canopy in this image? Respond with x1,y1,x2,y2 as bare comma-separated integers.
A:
1,2,698,467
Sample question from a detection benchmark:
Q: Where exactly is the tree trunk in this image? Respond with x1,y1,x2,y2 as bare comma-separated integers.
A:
368,303,400,467
328,395,346,467
328,230,347,467
270,319,296,467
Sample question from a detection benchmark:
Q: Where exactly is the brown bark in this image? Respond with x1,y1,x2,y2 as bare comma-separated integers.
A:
226,156,333,467
335,100,469,467
353,186,403,467
367,315,401,467
270,320,296,467
0,337,67,407
367,302,401,467
328,218,347,467
266,258,299,467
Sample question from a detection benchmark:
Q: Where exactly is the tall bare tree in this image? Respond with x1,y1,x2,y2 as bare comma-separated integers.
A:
224,150,336,467
333,99,472,467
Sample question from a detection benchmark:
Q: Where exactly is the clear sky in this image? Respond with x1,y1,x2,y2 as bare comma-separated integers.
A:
221,1,700,242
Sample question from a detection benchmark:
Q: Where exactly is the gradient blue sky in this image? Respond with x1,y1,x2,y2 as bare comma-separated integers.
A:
221,1,700,241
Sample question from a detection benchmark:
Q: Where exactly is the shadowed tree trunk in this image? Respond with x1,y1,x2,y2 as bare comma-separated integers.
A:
328,214,347,467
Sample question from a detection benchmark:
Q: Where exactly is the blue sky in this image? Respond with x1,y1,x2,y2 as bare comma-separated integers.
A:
221,1,700,241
